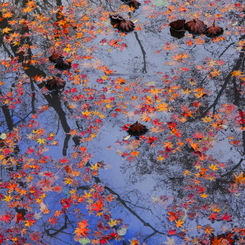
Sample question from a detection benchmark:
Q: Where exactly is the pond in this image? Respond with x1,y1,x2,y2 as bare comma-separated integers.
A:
0,0,245,244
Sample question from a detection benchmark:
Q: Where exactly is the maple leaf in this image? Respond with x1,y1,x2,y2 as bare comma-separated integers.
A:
24,219,36,227
202,116,213,123
2,27,12,33
221,213,232,221
34,212,42,219
209,212,219,221
168,228,177,235
36,138,46,144
0,214,13,223
164,237,176,245
172,52,190,61
233,172,245,185
48,216,59,225
92,200,104,212
168,211,178,222
156,155,165,161
3,194,13,202
108,219,118,227
209,164,219,171
175,219,184,228
75,220,90,237
193,132,204,139
204,225,214,235
210,236,223,245
131,150,140,156
209,68,220,77
231,70,243,77
156,102,168,111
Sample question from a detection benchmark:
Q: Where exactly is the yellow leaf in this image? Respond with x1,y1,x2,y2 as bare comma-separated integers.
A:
82,110,91,116
175,219,184,228
156,103,168,112
149,88,161,95
24,220,35,227
183,170,191,176
201,116,212,123
108,219,118,227
156,155,165,161
207,59,217,67
83,191,92,199
200,193,208,198
209,164,219,171
64,178,73,185
204,225,214,234
182,88,190,94
2,27,12,33
232,70,243,77
209,68,220,77
36,138,46,144
3,194,13,202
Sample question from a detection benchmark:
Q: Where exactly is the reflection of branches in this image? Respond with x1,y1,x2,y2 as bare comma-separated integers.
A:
0,5,81,155
123,199,157,217
134,32,147,74
0,91,14,131
202,36,245,116
46,214,68,237
218,42,236,58
43,91,81,154
221,158,244,178
92,176,165,241
210,158,244,193
104,185,165,240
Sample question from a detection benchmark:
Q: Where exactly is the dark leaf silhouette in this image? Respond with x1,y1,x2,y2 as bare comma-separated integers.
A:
109,15,135,33
55,57,72,70
170,20,186,39
45,76,66,91
205,21,224,38
49,52,63,63
170,28,185,39
127,121,148,136
15,207,27,223
121,0,141,9
170,19,186,31
184,19,207,35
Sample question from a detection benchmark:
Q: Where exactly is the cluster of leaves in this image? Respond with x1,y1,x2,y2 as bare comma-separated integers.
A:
0,0,245,244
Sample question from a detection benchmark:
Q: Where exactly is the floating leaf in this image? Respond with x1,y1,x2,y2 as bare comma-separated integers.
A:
123,135,131,140
79,238,91,245
0,133,7,140
117,226,128,236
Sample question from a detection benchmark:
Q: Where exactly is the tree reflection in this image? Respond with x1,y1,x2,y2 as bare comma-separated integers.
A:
0,0,245,244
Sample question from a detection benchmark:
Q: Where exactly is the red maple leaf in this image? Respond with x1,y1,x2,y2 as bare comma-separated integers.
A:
221,213,232,221
0,214,13,223
209,212,219,221
100,238,108,244
48,216,59,225
168,228,177,235
92,200,104,212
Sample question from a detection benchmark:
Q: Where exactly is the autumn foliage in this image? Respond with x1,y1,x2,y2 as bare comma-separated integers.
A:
0,0,245,245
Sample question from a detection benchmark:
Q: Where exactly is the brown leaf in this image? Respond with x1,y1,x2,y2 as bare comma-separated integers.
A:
184,19,207,35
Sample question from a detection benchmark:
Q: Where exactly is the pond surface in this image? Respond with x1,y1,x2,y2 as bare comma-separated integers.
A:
0,0,245,244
